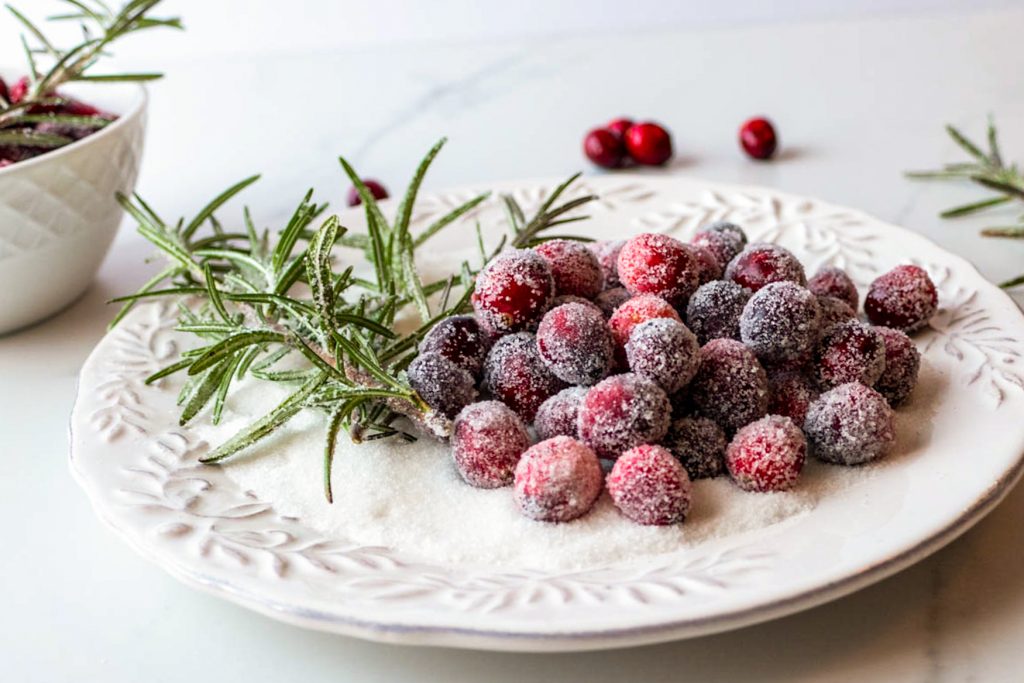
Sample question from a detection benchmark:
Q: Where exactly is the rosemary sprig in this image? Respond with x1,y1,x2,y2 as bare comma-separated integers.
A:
113,140,597,501
906,116,1024,287
0,0,182,150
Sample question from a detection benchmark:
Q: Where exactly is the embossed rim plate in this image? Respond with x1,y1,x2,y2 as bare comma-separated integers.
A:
70,176,1024,651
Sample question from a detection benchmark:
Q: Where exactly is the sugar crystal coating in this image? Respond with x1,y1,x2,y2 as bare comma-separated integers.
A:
692,221,748,268
617,232,700,308
608,294,682,359
689,338,769,434
577,373,672,459
816,295,857,340
625,318,700,394
808,266,859,311
874,326,921,406
452,401,531,488
663,416,727,479
536,303,614,385
685,280,751,345
483,332,568,422
766,369,819,426
534,386,588,440
419,314,490,379
726,415,806,492
739,281,821,364
864,264,938,332
548,294,603,316
472,249,554,334
814,320,887,390
804,382,895,465
590,240,625,288
688,243,723,284
607,444,692,525
406,352,478,419
514,436,603,522
726,242,807,292
534,239,605,299
595,287,631,318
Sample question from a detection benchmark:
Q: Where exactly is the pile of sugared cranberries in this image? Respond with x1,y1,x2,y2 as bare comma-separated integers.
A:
412,219,935,526
583,118,673,168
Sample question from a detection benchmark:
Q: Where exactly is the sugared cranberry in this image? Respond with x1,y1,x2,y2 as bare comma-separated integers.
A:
419,315,490,379
9,76,28,104
864,265,938,332
663,416,727,479
407,352,478,419
624,122,673,166
685,280,752,345
625,318,700,394
536,303,614,385
814,320,887,390
767,369,818,425
606,117,634,139
808,266,859,311
514,436,603,522
583,128,626,169
60,99,102,117
346,178,388,207
816,295,857,340
595,287,631,318
452,401,531,488
873,327,921,406
533,239,604,299
577,373,671,459
688,243,723,284
607,294,681,360
739,281,821,364
739,117,778,160
617,232,699,308
472,249,554,334
689,338,769,434
726,243,806,292
692,221,748,268
548,294,602,315
483,332,567,422
804,382,895,465
607,444,691,525
726,415,805,492
590,240,625,288
534,386,588,440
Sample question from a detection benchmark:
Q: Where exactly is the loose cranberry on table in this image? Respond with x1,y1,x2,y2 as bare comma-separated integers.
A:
534,239,605,298
873,326,921,406
739,117,779,160
534,386,588,441
346,178,388,207
583,128,626,169
617,232,700,308
577,373,672,459
726,242,807,292
624,122,673,166
692,221,749,268
419,314,490,379
688,338,769,434
536,302,614,386
814,320,887,390
607,444,692,526
406,352,477,419
726,415,806,492
804,382,896,466
514,436,603,523
864,264,938,332
607,293,681,360
685,280,752,345
663,416,728,480
451,401,531,488
484,332,567,423
590,240,625,288
739,281,821,364
808,266,859,311
471,249,554,334
625,317,700,394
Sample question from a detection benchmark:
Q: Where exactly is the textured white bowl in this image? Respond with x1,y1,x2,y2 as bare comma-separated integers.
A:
0,81,146,334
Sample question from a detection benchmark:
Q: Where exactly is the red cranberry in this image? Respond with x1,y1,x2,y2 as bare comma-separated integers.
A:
346,179,389,207
536,303,614,385
689,244,723,284
864,265,938,332
808,266,859,311
617,232,699,308
595,287,631,318
607,444,691,525
534,386,588,440
419,314,490,379
452,401,531,488
60,99,102,117
815,320,887,390
533,239,604,298
606,117,634,139
590,240,625,288
624,122,673,166
607,294,681,361
625,318,700,394
484,332,567,422
685,280,752,345
407,352,478,419
805,382,895,465
577,373,671,459
692,222,748,268
739,281,821,364
726,243,807,292
874,327,921,406
514,436,603,522
816,295,857,340
8,76,28,104
726,415,805,492
689,338,769,434
583,128,625,169
472,249,554,334
766,369,818,426
739,117,778,160
663,416,727,479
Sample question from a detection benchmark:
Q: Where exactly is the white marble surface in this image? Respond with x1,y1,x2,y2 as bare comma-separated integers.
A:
3,6,1024,681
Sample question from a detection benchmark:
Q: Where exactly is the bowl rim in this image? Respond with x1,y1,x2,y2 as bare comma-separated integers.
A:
0,81,148,178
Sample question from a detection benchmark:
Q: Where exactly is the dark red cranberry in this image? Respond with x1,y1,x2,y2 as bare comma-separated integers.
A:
624,122,673,166
688,243,723,284
739,117,778,160
606,117,634,139
0,77,8,103
814,320,887,390
590,240,625,288
692,222,748,268
726,415,805,492
60,99,102,117
483,332,568,422
808,266,859,311
607,444,691,525
663,416,727,479
346,179,389,207
739,281,821,364
725,243,807,292
407,352,477,419
617,232,699,308
452,401,531,488
685,280,752,345
536,303,614,385
419,314,490,379
472,249,554,334
864,265,938,332
533,239,604,298
514,436,603,522
766,369,818,426
816,295,857,340
583,128,626,169
595,286,631,318
534,386,588,440
689,338,769,434
874,327,921,406
804,382,895,465
577,373,672,459
625,318,700,394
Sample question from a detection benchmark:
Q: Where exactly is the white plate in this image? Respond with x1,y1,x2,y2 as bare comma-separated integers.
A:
70,176,1024,651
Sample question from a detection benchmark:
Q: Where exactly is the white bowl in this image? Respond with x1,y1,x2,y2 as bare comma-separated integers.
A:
0,81,147,334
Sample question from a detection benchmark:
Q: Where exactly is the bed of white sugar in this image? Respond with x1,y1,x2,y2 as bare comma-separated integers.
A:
195,373,893,572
